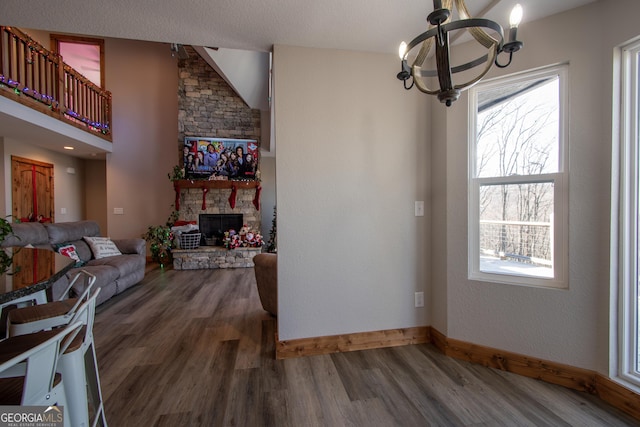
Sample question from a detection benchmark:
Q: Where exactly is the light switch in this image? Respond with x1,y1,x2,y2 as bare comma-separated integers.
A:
415,201,424,217
113,207,124,215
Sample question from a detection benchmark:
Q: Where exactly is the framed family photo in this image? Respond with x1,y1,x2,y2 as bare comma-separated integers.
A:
183,137,259,180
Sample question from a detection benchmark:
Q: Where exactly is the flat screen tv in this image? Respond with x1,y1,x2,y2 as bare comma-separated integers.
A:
183,137,259,180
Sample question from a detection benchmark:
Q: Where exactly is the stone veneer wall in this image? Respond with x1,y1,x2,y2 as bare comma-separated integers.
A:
178,46,261,142
177,187,261,233
177,46,262,232
173,247,261,269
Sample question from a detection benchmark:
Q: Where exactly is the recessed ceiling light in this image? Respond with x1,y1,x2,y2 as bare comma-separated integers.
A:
63,146,74,150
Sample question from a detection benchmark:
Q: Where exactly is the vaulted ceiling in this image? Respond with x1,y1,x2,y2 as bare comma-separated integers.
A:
0,0,598,158
1,0,597,54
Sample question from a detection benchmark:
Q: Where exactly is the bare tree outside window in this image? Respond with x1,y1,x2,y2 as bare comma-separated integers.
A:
474,76,560,278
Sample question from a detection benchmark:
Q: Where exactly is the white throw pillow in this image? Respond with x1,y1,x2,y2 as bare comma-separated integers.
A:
83,236,122,259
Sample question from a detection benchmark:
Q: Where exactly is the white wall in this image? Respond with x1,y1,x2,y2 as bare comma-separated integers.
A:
1,137,86,221
274,45,430,340
433,0,640,373
259,156,276,240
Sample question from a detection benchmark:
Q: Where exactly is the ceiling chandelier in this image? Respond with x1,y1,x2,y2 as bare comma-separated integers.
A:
397,0,523,106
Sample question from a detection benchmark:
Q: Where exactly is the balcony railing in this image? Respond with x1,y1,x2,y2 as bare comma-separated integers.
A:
0,26,112,140
480,219,552,266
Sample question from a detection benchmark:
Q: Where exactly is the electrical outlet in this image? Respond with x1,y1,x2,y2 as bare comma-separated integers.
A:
414,292,424,307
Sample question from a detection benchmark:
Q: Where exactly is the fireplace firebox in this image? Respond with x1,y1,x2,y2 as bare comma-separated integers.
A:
199,214,243,246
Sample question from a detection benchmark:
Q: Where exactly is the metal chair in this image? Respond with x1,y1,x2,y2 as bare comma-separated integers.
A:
0,321,84,427
8,286,107,427
58,288,107,427
7,270,96,337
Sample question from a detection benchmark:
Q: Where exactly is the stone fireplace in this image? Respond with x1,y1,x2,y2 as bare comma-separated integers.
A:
173,182,261,235
175,45,262,241
172,47,263,270
171,181,263,270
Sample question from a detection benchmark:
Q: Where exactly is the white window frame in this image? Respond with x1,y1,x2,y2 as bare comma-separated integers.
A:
468,65,569,289
614,38,640,388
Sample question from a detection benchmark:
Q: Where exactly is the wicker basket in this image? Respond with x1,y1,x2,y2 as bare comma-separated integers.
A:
180,232,201,250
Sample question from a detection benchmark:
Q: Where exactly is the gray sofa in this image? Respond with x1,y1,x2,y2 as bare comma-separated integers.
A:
2,220,146,306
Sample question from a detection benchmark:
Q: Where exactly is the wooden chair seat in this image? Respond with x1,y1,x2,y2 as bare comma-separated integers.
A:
9,299,78,324
0,329,59,362
63,326,86,353
0,326,77,408
0,374,62,405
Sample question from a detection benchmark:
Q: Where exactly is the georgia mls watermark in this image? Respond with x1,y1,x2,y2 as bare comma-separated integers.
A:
0,406,64,427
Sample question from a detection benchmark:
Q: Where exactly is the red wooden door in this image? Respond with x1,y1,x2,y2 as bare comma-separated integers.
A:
11,156,55,288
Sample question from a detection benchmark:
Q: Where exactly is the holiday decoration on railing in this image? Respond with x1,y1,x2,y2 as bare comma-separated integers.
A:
0,75,59,107
0,26,112,138
64,109,111,134
0,75,111,135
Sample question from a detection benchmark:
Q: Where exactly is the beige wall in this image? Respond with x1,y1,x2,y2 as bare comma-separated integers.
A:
274,45,431,340
84,159,107,234
104,38,178,239
1,137,86,221
7,1,640,376
430,0,640,373
429,101,448,335
272,0,640,375
0,34,175,239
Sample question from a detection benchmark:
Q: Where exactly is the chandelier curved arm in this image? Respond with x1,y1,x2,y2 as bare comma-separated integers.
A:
454,0,500,49
406,18,503,96
414,36,434,69
453,44,498,90
404,18,504,55
415,52,490,77
495,51,514,68
397,1,523,106
413,64,441,95
412,45,498,95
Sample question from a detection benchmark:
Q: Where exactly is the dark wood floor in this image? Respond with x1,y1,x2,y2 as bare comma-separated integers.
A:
93,265,639,426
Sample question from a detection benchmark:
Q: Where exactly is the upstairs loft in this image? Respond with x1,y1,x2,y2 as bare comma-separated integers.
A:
0,26,113,155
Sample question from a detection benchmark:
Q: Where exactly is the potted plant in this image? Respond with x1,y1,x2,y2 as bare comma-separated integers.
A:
168,165,185,181
142,210,179,267
0,217,15,274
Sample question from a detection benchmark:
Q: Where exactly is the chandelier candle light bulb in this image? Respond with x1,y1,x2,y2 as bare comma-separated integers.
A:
508,4,523,44
399,41,407,60
510,4,523,28
397,0,524,106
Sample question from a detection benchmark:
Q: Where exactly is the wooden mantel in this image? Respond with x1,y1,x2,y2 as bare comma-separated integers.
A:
173,179,261,210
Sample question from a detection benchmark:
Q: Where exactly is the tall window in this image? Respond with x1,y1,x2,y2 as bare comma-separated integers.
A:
51,34,104,88
469,65,568,288
615,39,640,386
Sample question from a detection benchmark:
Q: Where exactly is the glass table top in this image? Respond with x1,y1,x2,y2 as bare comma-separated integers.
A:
0,247,74,304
